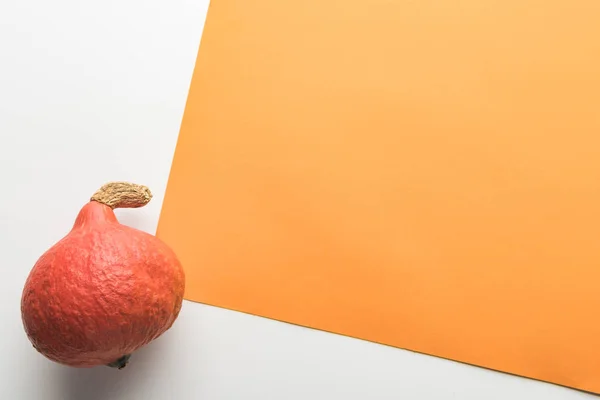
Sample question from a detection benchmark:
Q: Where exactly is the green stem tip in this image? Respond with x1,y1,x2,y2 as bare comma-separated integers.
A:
106,354,132,370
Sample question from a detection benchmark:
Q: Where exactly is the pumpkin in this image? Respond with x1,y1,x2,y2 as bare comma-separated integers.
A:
21,182,185,369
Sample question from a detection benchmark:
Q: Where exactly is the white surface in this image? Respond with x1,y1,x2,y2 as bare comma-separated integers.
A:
0,1,596,399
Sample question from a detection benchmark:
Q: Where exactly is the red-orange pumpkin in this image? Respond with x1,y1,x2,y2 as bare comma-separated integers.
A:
21,182,185,369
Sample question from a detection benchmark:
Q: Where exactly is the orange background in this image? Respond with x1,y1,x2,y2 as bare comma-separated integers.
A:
157,0,600,393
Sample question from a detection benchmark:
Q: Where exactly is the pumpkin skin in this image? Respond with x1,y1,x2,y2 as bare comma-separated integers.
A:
21,183,185,368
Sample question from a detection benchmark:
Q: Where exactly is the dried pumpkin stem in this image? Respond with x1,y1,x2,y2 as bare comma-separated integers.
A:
91,182,152,209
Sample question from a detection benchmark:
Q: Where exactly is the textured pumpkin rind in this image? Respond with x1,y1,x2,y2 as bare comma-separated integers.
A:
21,201,185,367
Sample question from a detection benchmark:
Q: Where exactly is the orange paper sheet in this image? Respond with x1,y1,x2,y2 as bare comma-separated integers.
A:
157,0,600,393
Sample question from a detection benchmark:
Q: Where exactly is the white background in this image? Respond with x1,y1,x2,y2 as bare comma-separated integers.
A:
0,1,595,399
